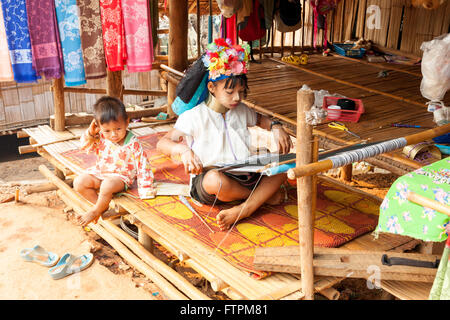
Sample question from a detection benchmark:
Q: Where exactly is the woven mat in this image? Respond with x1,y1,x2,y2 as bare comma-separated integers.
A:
62,133,381,278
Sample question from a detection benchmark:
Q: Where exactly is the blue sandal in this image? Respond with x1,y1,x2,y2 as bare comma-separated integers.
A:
20,245,59,267
48,253,94,280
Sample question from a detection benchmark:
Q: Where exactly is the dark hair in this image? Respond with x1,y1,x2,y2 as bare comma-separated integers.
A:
93,96,128,124
212,74,249,98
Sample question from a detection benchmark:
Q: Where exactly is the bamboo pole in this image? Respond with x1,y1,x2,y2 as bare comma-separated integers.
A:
40,165,206,300
407,192,450,217
168,0,188,118
100,220,211,300
296,87,315,300
52,77,65,132
287,123,450,179
62,87,167,97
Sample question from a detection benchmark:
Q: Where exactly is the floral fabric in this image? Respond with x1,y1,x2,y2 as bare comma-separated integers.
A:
99,0,127,71
26,0,64,79
376,157,450,242
0,0,39,82
76,0,107,79
122,0,153,73
80,130,155,199
55,0,86,86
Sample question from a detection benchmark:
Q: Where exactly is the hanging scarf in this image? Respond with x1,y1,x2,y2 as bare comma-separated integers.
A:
76,0,107,79
54,0,86,86
0,6,13,82
0,0,39,83
26,0,64,80
122,0,153,73
99,0,127,71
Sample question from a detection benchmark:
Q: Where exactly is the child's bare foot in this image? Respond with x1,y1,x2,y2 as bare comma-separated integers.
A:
76,209,101,227
216,204,250,231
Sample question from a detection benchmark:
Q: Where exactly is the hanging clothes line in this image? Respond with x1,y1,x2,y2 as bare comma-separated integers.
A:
0,0,160,84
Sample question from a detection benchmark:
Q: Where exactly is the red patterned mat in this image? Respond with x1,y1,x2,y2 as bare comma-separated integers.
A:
62,133,380,278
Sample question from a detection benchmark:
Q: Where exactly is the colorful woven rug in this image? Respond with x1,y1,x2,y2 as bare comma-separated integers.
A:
62,132,381,278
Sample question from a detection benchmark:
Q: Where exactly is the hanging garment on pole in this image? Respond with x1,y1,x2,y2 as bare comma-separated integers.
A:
0,0,39,83
122,0,153,73
77,0,107,79
54,0,87,86
0,6,13,82
226,14,237,45
26,0,64,80
99,0,127,71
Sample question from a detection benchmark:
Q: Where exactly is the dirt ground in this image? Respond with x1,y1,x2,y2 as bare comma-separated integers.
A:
0,134,398,300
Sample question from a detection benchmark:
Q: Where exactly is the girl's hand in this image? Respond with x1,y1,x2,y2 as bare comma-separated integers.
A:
272,127,293,154
180,149,203,175
88,119,100,137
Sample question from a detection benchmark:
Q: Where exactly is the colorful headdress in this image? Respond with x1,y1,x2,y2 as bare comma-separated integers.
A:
202,38,250,81
172,38,250,115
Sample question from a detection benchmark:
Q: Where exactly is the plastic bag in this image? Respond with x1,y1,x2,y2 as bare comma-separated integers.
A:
420,33,450,102
216,0,243,18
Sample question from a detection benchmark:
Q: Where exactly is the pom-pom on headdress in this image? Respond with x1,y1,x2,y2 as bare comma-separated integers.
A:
172,38,250,115
202,38,251,81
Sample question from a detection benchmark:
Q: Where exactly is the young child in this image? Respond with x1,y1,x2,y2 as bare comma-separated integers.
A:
157,38,293,231
73,96,156,226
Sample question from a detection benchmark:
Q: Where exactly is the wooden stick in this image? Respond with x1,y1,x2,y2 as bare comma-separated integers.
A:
407,191,450,217
296,87,315,300
160,63,185,77
52,77,65,132
62,87,167,97
1,194,15,203
287,123,450,179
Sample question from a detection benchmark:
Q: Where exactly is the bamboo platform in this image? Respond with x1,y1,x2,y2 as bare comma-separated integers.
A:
245,56,448,175
20,121,434,300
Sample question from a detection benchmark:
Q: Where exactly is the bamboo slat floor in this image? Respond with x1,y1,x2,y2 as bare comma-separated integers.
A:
22,123,432,300
245,56,448,175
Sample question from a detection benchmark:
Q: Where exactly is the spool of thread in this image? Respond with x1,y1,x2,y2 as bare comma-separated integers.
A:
327,105,341,120
337,98,356,111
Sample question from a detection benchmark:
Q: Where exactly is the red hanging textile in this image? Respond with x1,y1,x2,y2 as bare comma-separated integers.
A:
99,0,127,71
226,14,237,45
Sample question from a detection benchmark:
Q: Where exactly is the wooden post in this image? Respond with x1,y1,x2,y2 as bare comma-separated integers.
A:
106,70,123,100
296,87,315,300
52,77,65,132
138,227,154,253
340,164,353,182
168,0,188,118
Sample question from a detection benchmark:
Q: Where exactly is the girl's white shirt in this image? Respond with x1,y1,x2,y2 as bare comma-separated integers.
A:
174,101,258,168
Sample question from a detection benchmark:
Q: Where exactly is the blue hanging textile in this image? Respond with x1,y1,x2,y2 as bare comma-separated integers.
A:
0,0,39,83
54,0,86,86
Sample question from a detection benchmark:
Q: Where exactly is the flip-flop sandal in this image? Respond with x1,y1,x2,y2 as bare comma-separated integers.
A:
20,245,59,267
48,253,94,280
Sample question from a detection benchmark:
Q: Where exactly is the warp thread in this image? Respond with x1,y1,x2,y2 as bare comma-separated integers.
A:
327,138,407,168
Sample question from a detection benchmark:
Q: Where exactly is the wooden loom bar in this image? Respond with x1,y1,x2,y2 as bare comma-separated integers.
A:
168,0,188,118
39,164,207,300
287,123,450,179
296,87,315,300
